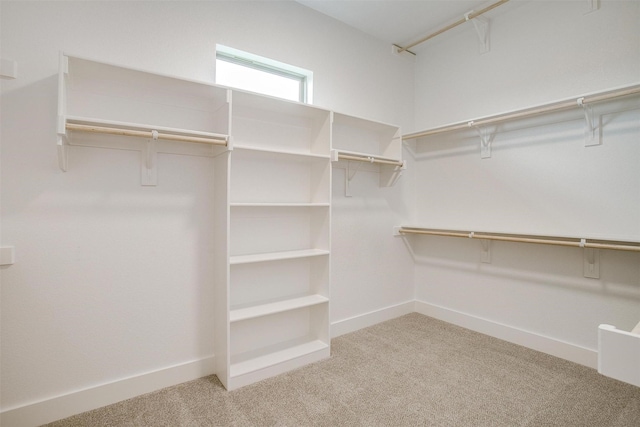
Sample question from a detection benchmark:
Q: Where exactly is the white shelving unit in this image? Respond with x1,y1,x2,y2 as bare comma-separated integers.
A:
216,90,332,390
332,112,401,159
56,54,405,392
331,112,404,187
57,53,231,184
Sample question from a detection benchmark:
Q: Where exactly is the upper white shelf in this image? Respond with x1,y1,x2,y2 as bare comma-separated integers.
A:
403,83,640,141
57,53,232,174
332,111,402,161
60,54,230,136
231,89,331,157
396,226,640,252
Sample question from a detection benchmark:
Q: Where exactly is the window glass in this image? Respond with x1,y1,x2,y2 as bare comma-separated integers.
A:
215,46,312,103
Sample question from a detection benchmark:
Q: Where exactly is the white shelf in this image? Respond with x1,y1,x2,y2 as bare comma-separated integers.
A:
58,53,331,392
221,68,332,391
231,89,331,156
333,111,400,132
230,249,329,265
230,202,330,207
230,149,331,204
233,145,330,159
231,89,330,121
230,255,329,311
63,54,230,135
331,111,401,160
230,338,329,378
58,54,231,173
230,294,328,323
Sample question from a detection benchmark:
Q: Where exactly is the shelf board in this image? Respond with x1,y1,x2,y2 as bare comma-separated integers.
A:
233,145,330,160
230,202,330,207
230,339,329,378
66,54,228,98
231,88,331,120
230,294,329,323
332,111,400,132
230,249,329,265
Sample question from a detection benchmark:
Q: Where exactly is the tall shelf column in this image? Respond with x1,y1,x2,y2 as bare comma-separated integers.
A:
215,90,332,390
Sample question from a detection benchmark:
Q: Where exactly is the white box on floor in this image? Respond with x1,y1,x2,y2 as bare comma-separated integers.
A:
598,322,640,387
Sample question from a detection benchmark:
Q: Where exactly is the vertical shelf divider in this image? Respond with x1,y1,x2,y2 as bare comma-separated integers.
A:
220,89,332,390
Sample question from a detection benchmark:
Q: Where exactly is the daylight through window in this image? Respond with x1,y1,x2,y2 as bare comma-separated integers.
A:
215,47,312,103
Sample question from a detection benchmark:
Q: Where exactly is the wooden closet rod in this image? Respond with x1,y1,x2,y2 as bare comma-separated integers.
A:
403,83,640,140
397,0,510,53
397,227,640,252
337,153,404,167
66,123,228,146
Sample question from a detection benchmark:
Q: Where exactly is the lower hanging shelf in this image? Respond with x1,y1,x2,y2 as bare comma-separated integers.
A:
231,337,329,378
228,338,330,390
225,301,330,390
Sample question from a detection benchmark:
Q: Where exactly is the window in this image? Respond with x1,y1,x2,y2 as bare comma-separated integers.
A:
215,45,312,103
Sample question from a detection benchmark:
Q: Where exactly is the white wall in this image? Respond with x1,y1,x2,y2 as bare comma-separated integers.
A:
0,0,415,416
411,0,639,357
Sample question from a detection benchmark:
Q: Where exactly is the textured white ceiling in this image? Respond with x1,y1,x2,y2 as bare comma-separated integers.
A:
296,0,500,50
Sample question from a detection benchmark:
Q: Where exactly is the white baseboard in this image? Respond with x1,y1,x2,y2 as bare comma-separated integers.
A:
3,302,414,427
414,300,597,369
331,300,415,338
3,301,599,426
1,356,215,427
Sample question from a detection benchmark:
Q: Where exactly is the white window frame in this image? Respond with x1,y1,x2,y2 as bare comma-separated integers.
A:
215,45,313,104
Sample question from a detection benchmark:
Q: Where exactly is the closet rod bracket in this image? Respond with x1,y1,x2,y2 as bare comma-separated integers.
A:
57,115,69,172
584,0,600,15
141,132,158,186
577,97,601,146
583,246,600,279
479,239,491,263
466,12,490,54
57,137,68,172
468,121,494,158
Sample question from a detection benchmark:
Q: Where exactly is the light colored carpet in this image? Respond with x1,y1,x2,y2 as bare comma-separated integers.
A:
45,313,640,426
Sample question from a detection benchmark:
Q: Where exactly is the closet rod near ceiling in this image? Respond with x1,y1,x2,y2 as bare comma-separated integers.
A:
66,123,228,146
397,227,640,252
337,153,404,167
403,83,640,140
397,0,510,53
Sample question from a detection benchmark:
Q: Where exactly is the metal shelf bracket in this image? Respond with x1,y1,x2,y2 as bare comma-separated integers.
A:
466,12,490,54
583,244,600,279
57,115,68,172
479,239,491,263
468,121,495,158
577,97,601,146
584,0,600,15
141,131,158,186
